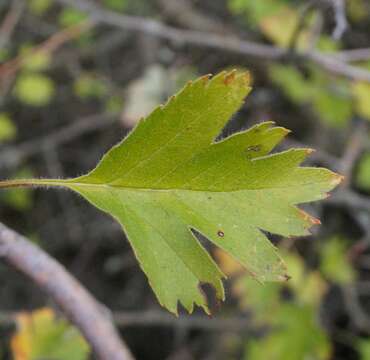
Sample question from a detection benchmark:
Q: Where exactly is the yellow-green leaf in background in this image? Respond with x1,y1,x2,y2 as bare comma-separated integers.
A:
245,304,331,360
14,73,55,107
352,81,370,120
59,8,88,27
28,0,53,15
11,308,89,360
356,152,370,190
1,168,34,211
103,0,128,12
74,73,108,100
0,113,17,142
320,236,355,285
22,50,51,72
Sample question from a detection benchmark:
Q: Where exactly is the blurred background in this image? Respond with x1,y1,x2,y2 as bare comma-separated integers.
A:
1,0,370,359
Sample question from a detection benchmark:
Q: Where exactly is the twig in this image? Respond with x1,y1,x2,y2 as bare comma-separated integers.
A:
339,121,368,187
0,222,134,360
0,112,117,170
0,20,92,81
328,0,348,40
336,48,370,62
0,0,25,49
113,310,256,332
0,309,259,333
53,0,370,83
288,1,315,50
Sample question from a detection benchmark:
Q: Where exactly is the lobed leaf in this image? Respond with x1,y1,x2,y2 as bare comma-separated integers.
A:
0,70,342,314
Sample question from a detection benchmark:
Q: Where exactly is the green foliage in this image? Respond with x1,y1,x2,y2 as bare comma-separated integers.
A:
1,71,341,314
236,252,330,360
270,65,352,127
28,0,52,15
320,236,355,284
74,73,108,100
2,169,34,211
352,81,370,120
245,304,331,360
358,339,370,360
11,308,89,360
103,0,128,12
228,0,288,25
0,113,17,142
14,73,55,107
22,51,51,72
356,153,370,190
59,8,87,27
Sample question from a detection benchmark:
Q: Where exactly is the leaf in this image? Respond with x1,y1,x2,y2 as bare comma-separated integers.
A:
0,113,17,142
356,152,370,190
352,81,370,120
246,304,331,360
0,70,342,314
11,308,89,360
14,73,55,107
320,236,355,285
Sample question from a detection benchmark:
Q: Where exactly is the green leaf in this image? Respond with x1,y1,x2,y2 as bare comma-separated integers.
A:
353,81,370,120
245,304,331,360
0,113,17,142
0,71,341,314
320,236,355,285
59,8,88,27
14,73,55,107
11,308,89,360
356,152,370,190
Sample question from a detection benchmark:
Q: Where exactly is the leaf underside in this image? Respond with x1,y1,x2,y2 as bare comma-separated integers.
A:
3,71,342,314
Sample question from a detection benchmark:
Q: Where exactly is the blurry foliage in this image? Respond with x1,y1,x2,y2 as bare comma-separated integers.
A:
28,0,53,16
0,113,16,142
103,0,128,12
320,236,355,284
11,308,89,360
122,64,197,127
352,82,370,120
22,51,51,72
58,8,87,27
356,153,370,190
14,73,55,107
270,65,352,127
74,73,109,100
231,245,355,360
1,168,34,211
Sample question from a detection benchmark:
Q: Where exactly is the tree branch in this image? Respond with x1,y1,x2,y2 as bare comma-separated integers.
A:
0,222,134,360
53,0,370,82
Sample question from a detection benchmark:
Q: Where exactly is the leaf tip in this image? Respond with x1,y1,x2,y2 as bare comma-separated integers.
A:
333,173,345,186
223,70,237,85
304,148,315,155
278,273,291,281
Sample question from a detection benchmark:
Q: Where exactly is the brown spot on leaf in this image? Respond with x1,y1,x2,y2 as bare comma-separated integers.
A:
224,71,236,85
201,74,211,84
217,230,225,237
246,145,262,152
298,209,321,225
278,274,291,281
305,148,315,155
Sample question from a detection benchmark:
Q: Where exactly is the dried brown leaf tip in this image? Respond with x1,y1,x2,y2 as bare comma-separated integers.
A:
224,71,236,85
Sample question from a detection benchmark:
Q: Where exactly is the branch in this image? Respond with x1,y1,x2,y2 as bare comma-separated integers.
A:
328,0,348,40
53,0,370,82
0,309,259,333
0,222,134,360
0,112,116,170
